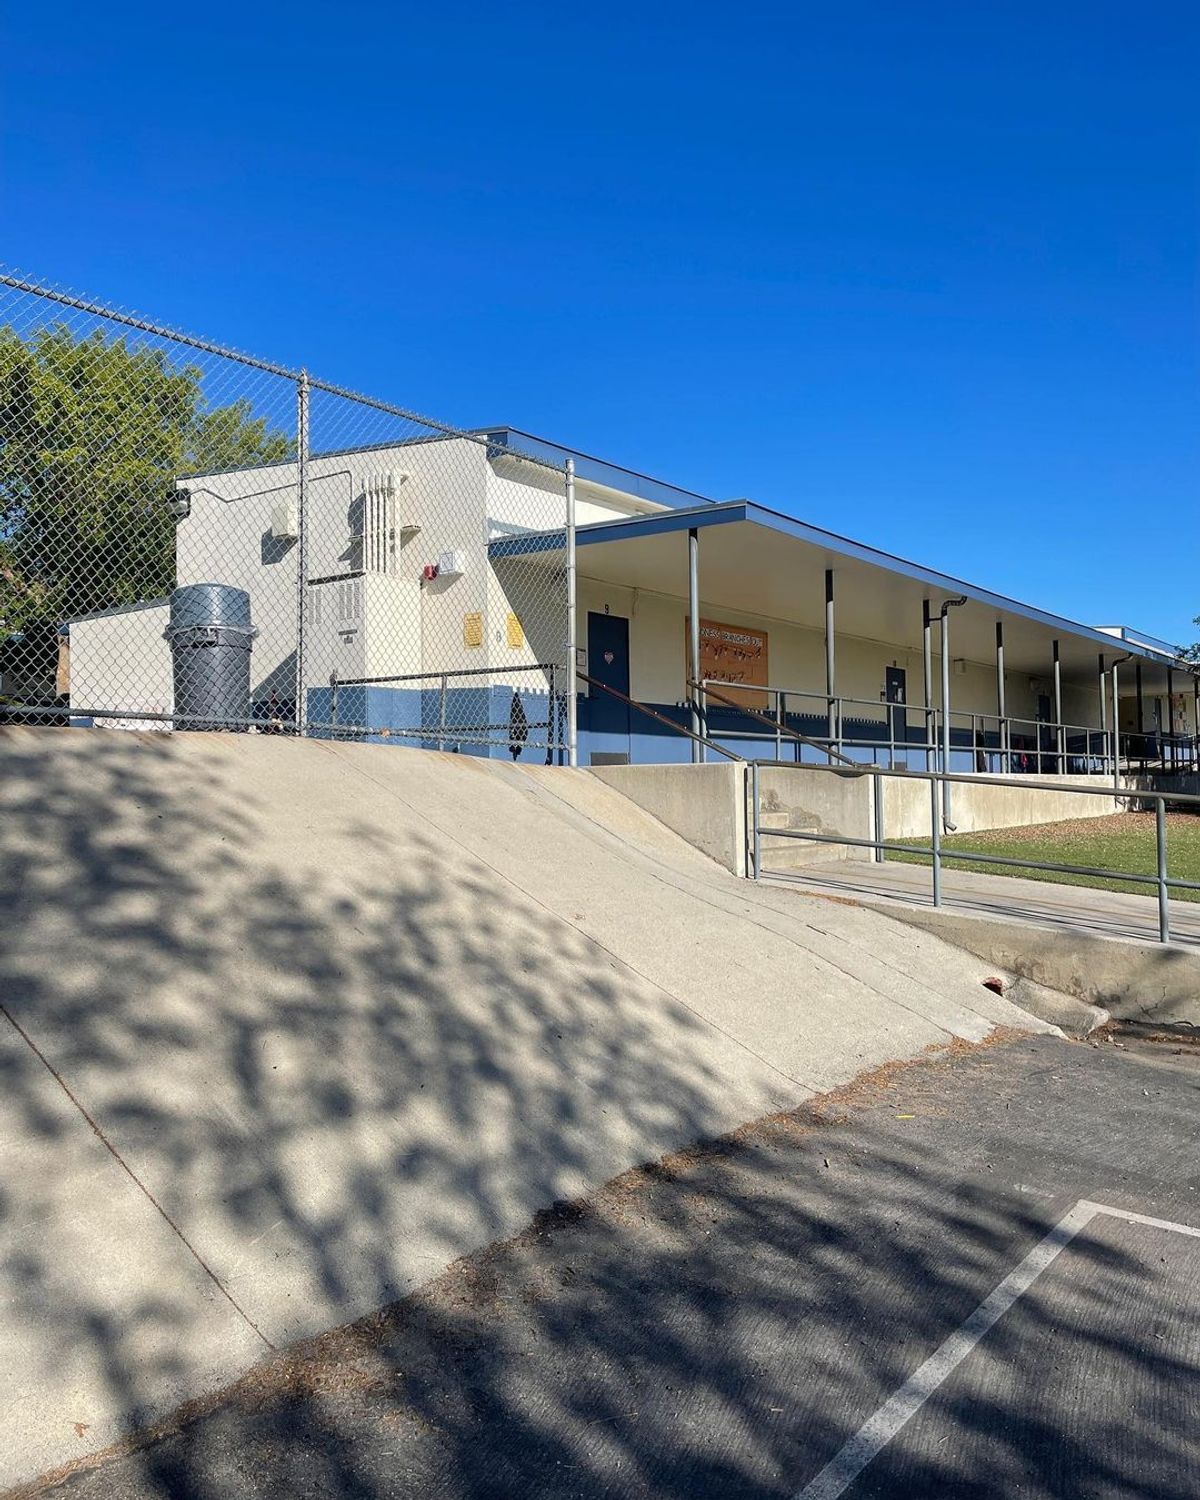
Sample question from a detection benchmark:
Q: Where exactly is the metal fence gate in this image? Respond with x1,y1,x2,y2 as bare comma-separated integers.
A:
0,271,576,763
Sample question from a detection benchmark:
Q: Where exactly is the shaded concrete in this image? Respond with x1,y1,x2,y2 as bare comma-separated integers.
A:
765,858,1200,1025
0,728,1047,1489
22,1036,1200,1500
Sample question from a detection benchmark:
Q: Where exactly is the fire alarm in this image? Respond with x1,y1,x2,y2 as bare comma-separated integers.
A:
422,563,439,581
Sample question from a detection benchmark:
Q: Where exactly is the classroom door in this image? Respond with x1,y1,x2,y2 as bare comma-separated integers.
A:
884,666,907,752
587,611,631,764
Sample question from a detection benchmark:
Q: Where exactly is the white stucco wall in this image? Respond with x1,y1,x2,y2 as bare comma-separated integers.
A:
67,603,173,728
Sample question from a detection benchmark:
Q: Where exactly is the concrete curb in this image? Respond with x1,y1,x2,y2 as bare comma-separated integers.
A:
857,901,1200,1028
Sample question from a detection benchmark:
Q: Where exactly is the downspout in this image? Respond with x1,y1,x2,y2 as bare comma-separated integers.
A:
939,596,968,830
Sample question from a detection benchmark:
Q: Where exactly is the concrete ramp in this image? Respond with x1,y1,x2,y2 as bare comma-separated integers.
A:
0,728,1048,1489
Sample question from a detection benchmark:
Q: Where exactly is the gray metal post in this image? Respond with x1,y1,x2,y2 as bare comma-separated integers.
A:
439,673,448,747
688,528,702,762
825,570,837,755
1167,666,1176,768
1052,640,1063,771
1156,797,1170,943
295,370,310,734
1098,654,1108,773
751,761,762,880
930,776,942,907
923,601,934,771
1136,661,1145,735
939,597,966,827
565,458,578,767
872,773,884,862
995,621,1007,774
1111,662,1121,790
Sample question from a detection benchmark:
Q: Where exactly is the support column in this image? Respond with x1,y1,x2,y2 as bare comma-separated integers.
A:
1193,676,1199,772
824,570,837,756
565,458,578,767
923,601,933,772
1052,640,1063,772
995,622,1007,774
1136,661,1145,735
1167,666,1176,769
1098,653,1108,773
688,527,702,763
1111,661,1122,790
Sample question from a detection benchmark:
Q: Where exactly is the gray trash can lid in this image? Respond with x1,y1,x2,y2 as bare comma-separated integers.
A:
168,583,253,631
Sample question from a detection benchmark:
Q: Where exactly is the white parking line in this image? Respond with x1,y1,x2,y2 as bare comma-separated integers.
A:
794,1200,1200,1500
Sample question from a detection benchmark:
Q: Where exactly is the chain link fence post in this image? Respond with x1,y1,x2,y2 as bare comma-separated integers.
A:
295,369,310,735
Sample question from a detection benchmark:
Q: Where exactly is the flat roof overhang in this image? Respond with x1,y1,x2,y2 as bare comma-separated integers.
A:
490,501,1195,692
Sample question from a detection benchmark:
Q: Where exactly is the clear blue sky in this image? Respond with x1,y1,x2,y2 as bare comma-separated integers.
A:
2,3,1196,640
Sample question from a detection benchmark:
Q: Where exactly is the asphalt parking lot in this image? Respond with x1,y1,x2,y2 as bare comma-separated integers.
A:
15,1029,1200,1500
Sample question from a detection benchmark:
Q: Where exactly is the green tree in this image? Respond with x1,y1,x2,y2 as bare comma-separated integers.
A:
0,323,291,695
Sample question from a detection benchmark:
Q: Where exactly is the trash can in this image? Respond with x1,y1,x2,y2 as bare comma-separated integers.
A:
164,584,257,730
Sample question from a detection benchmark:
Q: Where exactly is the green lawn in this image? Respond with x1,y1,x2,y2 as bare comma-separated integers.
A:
890,811,1200,901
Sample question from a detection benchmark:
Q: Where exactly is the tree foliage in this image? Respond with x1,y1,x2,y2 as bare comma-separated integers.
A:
0,323,291,692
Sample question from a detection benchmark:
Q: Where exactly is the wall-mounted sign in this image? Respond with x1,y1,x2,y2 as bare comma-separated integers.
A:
463,611,484,648
687,617,769,709
506,612,525,649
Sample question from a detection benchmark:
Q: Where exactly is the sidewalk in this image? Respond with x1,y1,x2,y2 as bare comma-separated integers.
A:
765,856,1200,947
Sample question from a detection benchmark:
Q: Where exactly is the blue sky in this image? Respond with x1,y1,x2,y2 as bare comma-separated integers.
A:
2,2,1196,640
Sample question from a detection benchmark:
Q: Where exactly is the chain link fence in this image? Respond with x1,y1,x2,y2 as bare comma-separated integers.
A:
0,272,573,762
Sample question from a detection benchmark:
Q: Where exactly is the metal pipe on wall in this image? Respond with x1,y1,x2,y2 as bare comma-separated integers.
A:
565,458,578,767
688,527,702,763
1052,640,1063,771
1098,654,1108,772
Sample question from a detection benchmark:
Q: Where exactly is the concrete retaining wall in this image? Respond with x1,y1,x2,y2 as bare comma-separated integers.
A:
590,761,748,875
881,773,1123,839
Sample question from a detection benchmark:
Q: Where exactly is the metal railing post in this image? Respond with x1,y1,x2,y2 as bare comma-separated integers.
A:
295,370,310,734
930,775,942,907
565,458,578,767
330,672,338,732
439,673,448,748
751,761,762,880
873,772,884,862
1156,797,1170,943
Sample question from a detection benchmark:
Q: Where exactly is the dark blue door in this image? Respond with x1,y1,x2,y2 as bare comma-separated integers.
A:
587,611,631,764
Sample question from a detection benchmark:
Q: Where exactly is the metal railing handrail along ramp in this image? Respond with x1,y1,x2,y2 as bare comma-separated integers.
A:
701,677,1200,778
748,757,1200,944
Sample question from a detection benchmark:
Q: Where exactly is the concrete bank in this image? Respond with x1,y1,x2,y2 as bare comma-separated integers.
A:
0,727,1048,1490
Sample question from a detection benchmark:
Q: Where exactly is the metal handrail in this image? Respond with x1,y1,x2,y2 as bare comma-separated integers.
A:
693,678,855,767
578,670,743,761
749,757,1198,942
